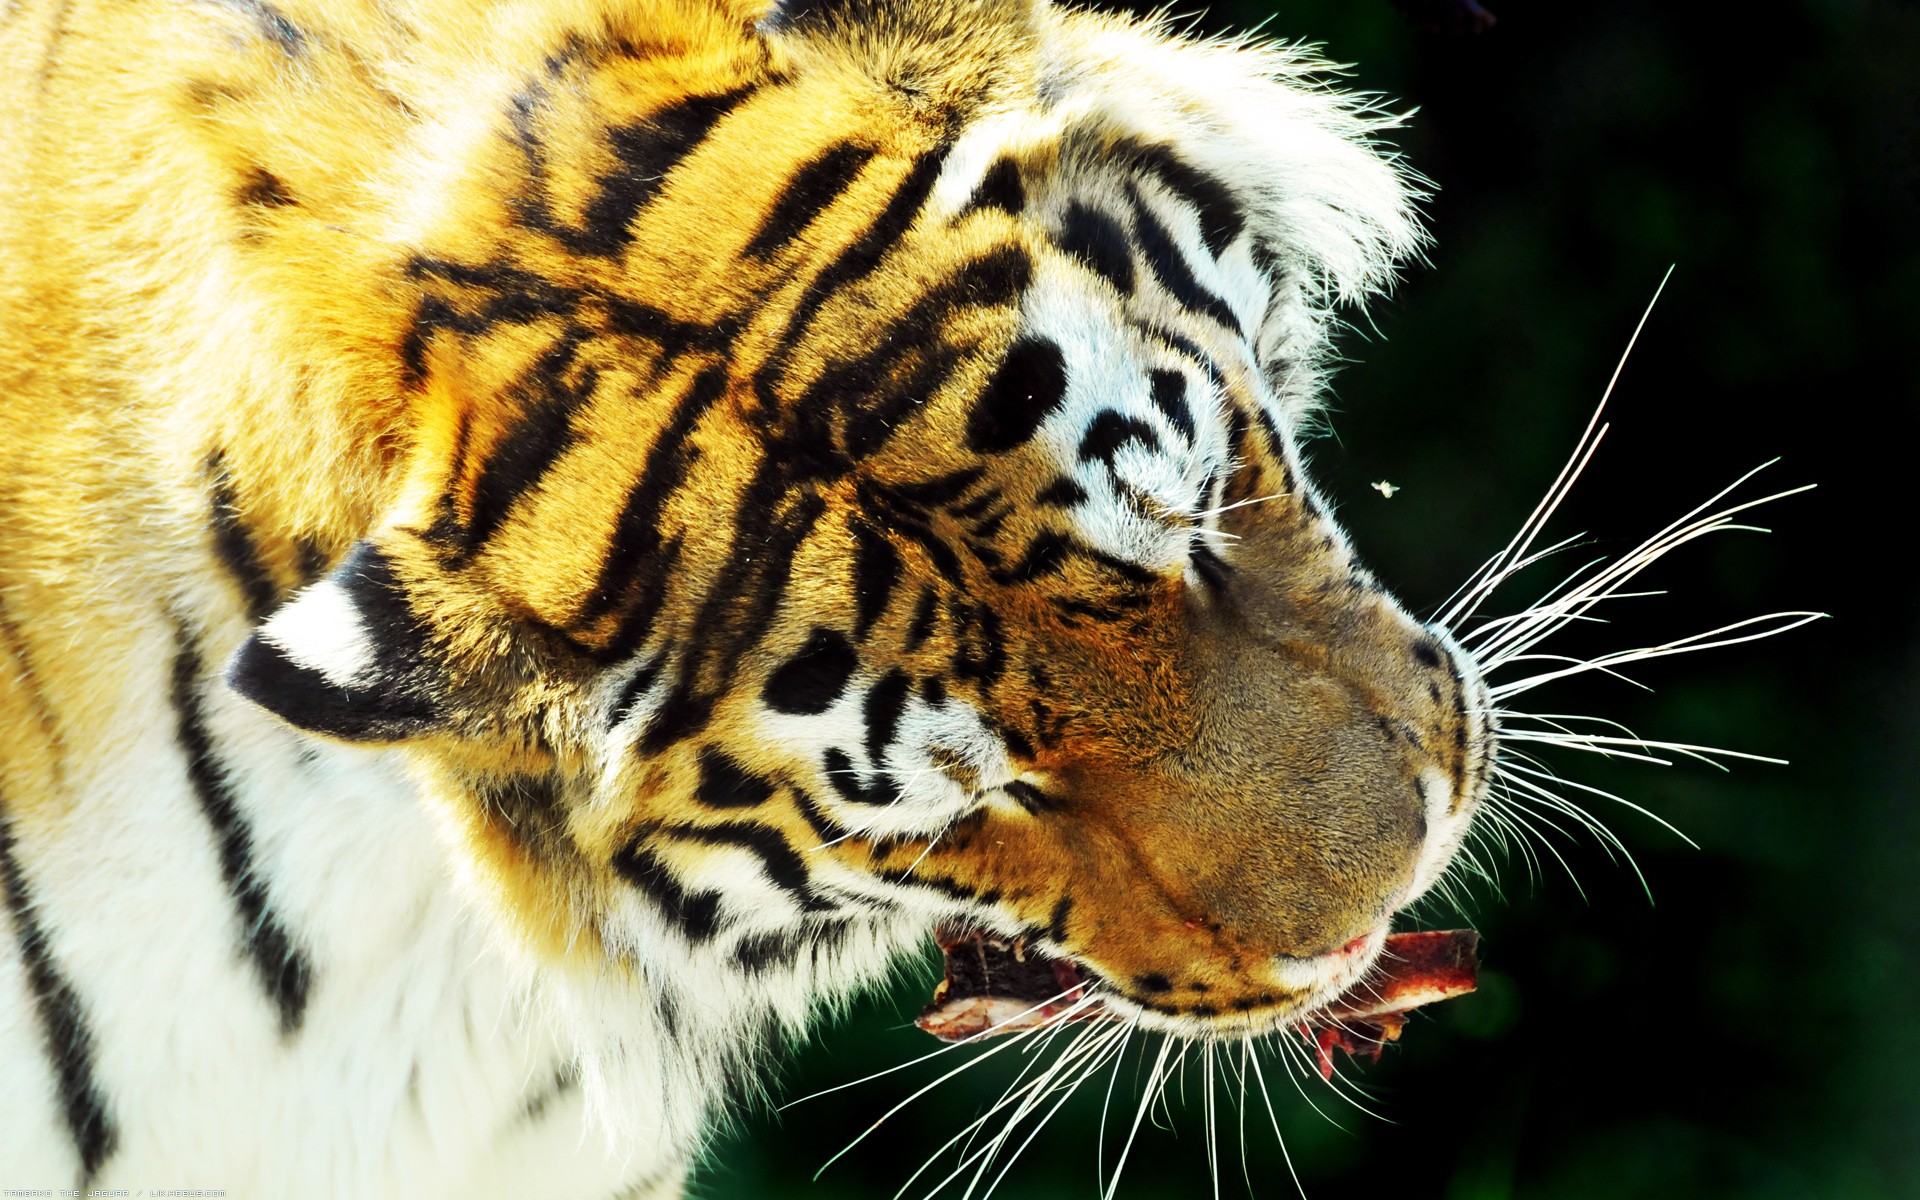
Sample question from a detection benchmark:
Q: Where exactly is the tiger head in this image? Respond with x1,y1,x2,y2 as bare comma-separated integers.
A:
230,0,1492,1046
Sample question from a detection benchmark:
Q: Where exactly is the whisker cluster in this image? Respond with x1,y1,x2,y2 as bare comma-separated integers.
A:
1433,272,1820,909
799,994,1393,1200
811,272,1816,1198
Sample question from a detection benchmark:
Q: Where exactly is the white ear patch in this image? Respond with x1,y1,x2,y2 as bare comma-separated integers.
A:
256,578,376,688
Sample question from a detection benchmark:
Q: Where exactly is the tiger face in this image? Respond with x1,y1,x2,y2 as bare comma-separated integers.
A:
229,0,1488,1042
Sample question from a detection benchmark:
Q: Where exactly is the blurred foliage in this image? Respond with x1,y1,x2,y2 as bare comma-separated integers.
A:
694,0,1919,1196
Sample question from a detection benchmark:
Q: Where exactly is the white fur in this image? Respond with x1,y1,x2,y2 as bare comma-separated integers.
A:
0,619,654,1196
256,578,375,687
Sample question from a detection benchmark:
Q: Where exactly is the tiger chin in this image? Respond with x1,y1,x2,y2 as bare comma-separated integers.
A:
0,0,1486,1195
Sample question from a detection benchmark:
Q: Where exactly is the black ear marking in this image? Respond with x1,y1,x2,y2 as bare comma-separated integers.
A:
226,541,446,742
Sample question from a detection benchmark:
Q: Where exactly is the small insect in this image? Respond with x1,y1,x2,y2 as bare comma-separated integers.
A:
1372,480,1401,497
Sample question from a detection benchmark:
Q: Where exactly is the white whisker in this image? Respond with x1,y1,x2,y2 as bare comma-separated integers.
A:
1101,1035,1177,1200
1245,1043,1309,1200
1490,611,1825,699
1438,266,1673,629
960,1024,1130,1200
1499,759,1697,849
904,1016,1114,1200
1203,1041,1221,1200
1094,1018,1140,1200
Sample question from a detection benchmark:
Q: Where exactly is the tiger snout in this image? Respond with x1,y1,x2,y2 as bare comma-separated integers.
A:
1009,563,1493,1028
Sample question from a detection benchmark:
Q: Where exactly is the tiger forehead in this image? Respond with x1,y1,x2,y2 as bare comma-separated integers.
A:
414,51,1283,604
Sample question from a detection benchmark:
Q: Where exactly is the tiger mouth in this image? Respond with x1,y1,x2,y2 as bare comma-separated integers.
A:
918,925,1479,1077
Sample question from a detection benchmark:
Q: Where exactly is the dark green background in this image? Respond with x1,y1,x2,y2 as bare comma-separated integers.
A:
696,1,1920,1195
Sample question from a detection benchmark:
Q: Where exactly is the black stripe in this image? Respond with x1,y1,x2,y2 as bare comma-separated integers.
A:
1086,549,1160,588
460,327,598,553
1079,411,1161,465
398,294,475,385
996,530,1074,584
517,1061,579,1125
1034,477,1088,508
763,145,955,388
965,335,1068,454
609,653,667,729
610,840,724,941
744,141,877,259
732,927,803,973
1026,661,1065,749
870,864,994,907
205,451,281,623
968,507,1011,542
1057,201,1134,295
1191,545,1233,592
569,88,755,258
225,545,443,742
605,297,740,361
763,626,857,716
810,246,1032,461
1002,780,1055,814
960,156,1026,218
658,822,829,912
871,503,967,583
580,365,729,631
1053,597,1124,623
850,521,900,640
1147,369,1195,441
874,466,988,510
791,782,851,845
863,670,911,765
172,628,312,1034
1130,143,1245,258
472,774,570,855
949,487,1003,521
1251,406,1289,461
0,798,116,1179
399,259,590,389
1047,895,1074,945
655,982,682,1038
293,538,330,586
589,534,685,669
949,601,1007,687
1130,187,1245,335
1224,405,1252,470
640,480,828,752
821,747,903,807
235,165,296,211
696,747,777,808
904,587,939,651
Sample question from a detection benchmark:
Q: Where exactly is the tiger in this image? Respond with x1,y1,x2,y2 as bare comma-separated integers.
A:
0,0,1489,1195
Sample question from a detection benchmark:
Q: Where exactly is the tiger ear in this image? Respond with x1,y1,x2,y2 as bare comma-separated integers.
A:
227,540,449,742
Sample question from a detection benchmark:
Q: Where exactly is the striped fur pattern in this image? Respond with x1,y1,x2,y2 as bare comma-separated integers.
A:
0,0,1487,1195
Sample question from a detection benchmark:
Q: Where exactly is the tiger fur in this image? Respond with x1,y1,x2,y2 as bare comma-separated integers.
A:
0,0,1490,1195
